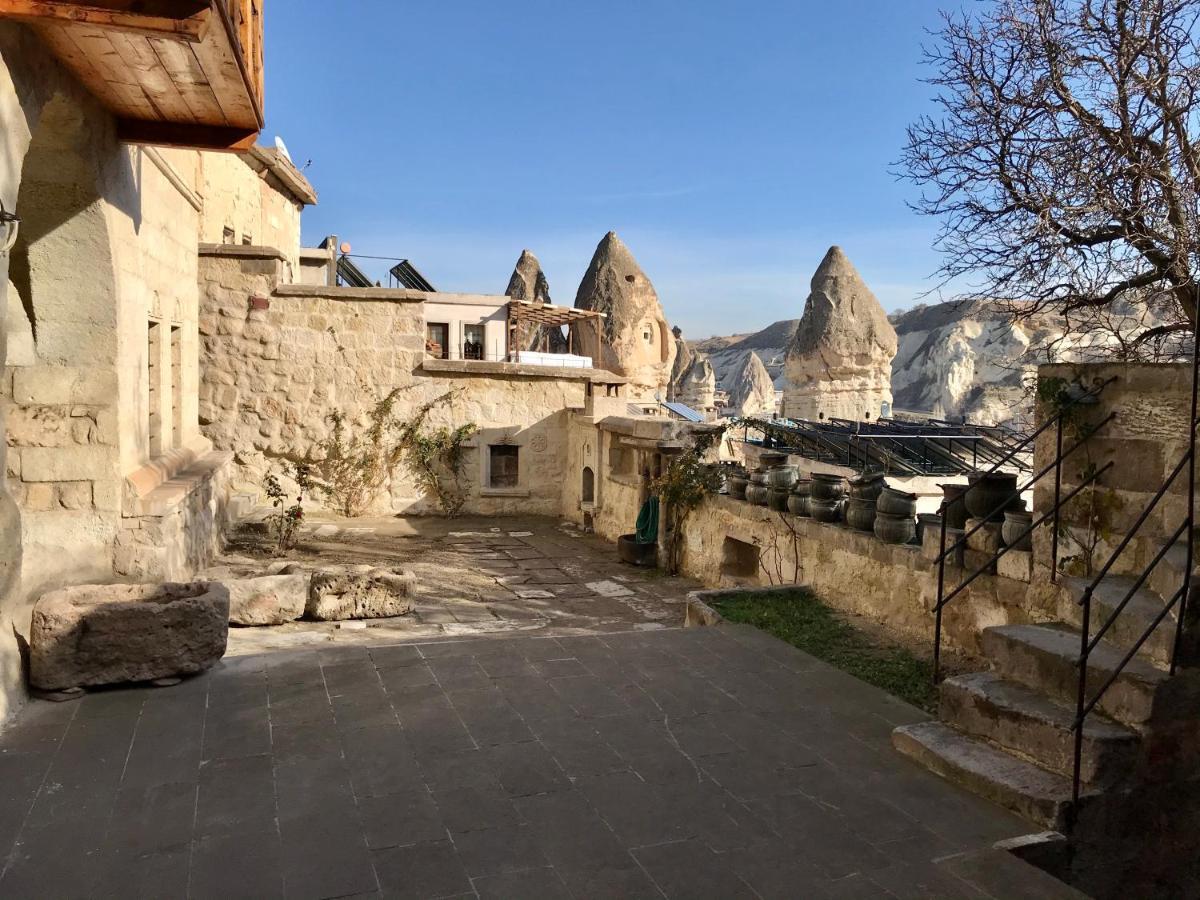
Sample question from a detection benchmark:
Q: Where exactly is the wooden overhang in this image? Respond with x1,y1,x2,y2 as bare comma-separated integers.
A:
506,299,606,361
0,0,265,150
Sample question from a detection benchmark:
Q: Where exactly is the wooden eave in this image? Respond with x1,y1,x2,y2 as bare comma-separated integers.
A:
0,0,265,151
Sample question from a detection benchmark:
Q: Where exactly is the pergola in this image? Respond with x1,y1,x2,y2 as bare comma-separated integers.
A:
506,300,606,363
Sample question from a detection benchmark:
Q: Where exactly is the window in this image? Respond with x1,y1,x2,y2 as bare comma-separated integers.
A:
426,322,449,359
222,226,235,244
720,537,760,580
241,233,253,246
463,323,484,360
489,445,519,488
643,329,652,342
147,320,162,457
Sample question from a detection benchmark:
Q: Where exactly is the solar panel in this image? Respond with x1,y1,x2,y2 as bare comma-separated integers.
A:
662,402,705,423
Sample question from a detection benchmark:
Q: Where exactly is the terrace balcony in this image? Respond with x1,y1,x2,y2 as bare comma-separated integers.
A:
0,0,264,149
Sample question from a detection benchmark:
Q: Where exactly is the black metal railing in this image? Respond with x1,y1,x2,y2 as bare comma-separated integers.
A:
1068,314,1200,823
932,376,1119,681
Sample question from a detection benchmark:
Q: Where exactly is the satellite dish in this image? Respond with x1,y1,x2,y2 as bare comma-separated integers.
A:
274,135,293,164
339,242,352,255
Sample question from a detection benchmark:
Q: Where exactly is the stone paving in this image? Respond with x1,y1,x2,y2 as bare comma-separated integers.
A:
0,623,1084,899
220,516,699,657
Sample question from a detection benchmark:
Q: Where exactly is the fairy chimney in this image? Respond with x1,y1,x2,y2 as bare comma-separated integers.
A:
782,246,897,421
675,356,717,420
668,326,697,401
727,350,777,417
505,249,567,353
572,232,675,399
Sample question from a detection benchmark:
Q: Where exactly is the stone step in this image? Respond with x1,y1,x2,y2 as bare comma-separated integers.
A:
892,721,1090,830
1147,539,1191,608
981,624,1167,728
939,671,1140,786
1060,575,1178,667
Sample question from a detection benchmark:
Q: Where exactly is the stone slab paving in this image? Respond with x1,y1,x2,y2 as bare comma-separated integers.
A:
0,625,1084,899
220,517,699,657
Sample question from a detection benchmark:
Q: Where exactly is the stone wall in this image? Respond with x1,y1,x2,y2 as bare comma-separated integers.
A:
1033,362,1195,580
198,262,603,516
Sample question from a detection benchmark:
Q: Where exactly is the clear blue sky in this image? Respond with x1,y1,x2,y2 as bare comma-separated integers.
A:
263,1,950,338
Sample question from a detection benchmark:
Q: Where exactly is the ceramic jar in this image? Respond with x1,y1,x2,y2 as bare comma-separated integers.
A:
846,498,877,532
878,486,918,517
874,512,916,545
965,472,1021,522
811,473,848,502
940,483,969,530
809,498,843,523
1002,509,1034,550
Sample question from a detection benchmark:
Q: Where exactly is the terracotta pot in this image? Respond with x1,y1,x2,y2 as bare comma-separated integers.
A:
759,451,788,469
845,498,877,532
791,478,813,497
767,464,799,490
1002,510,1034,551
728,473,749,500
746,482,769,506
940,483,969,530
767,487,790,512
965,472,1020,522
848,471,886,502
877,486,918,517
787,493,810,517
809,498,843,523
811,473,848,502
874,512,916,545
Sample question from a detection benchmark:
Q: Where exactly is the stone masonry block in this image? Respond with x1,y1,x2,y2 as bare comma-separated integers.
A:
21,446,116,482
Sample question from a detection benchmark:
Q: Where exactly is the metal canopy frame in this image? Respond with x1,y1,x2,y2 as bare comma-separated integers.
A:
506,300,605,362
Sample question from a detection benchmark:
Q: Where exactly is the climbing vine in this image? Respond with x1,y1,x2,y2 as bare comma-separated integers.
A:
649,425,727,574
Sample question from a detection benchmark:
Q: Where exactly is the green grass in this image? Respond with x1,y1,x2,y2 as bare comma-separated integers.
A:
711,588,939,713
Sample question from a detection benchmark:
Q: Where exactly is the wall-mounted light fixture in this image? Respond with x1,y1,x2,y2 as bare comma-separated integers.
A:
0,200,19,254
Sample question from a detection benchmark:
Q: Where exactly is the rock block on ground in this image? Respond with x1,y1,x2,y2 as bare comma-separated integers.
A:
306,566,416,621
225,574,308,626
30,582,229,690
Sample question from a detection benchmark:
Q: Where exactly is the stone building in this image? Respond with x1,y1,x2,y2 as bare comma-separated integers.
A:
782,246,897,421
0,7,271,718
572,232,675,400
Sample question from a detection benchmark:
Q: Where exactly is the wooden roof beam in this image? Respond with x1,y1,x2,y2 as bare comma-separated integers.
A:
0,0,211,41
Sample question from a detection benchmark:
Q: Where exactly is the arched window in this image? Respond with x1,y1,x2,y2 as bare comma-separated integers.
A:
582,466,595,503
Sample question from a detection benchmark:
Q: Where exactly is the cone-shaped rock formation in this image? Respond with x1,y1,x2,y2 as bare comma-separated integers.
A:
675,356,716,419
506,249,567,353
726,350,776,417
572,232,674,398
668,326,696,401
782,246,897,421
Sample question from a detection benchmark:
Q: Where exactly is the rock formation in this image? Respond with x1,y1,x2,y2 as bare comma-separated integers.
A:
505,249,567,353
668,326,696,400
572,232,675,399
674,356,717,419
782,246,897,421
724,350,777,417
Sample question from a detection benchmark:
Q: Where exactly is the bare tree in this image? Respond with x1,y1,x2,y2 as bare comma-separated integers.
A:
902,0,1200,350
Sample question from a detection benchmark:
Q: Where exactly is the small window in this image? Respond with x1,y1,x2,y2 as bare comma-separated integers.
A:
241,233,253,246
489,445,519,488
463,323,484,360
426,323,449,359
222,226,235,244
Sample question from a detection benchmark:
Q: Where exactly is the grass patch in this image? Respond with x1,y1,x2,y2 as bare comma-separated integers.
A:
711,588,939,713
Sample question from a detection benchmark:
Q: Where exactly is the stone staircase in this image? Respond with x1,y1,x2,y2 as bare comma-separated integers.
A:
893,563,1182,831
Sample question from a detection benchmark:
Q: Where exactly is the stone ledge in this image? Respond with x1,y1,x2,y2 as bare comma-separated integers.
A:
421,358,628,383
479,487,531,499
128,450,233,517
199,243,288,261
273,283,426,303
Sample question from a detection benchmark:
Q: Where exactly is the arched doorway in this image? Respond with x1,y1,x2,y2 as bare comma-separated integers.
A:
581,466,595,503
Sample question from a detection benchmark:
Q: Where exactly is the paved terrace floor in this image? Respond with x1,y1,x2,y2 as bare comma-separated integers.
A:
0,624,1084,899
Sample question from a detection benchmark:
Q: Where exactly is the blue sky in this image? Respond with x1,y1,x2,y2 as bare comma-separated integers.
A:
263,1,951,338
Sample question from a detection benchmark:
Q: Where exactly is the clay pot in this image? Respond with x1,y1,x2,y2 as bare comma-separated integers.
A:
940,483,969,530
811,473,848,502
1002,510,1034,551
877,486,918,517
874,512,916,545
916,513,942,545
759,451,788,468
809,498,843,523
728,473,749,500
767,487,791,512
965,472,1020,522
746,482,769,506
787,493,810,517
767,464,799,490
848,471,886,502
845,498,877,532
792,478,813,497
